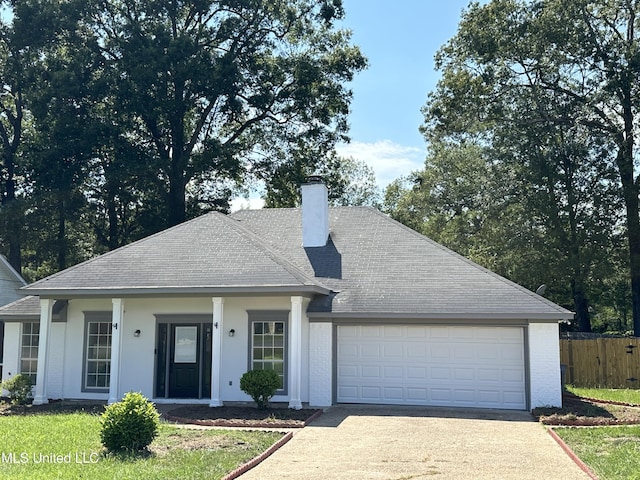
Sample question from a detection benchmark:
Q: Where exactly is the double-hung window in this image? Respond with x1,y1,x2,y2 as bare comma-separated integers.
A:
20,322,39,384
83,313,112,391
248,311,288,393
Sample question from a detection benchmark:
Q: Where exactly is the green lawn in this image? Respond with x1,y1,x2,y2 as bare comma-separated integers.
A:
555,425,640,480
0,412,283,480
566,386,640,404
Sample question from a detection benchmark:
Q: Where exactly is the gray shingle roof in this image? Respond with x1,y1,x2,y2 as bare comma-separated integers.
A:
22,212,328,297
19,206,573,320
0,296,67,320
232,207,573,320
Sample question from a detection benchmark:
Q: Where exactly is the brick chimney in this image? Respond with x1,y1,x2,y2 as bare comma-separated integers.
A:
301,176,329,247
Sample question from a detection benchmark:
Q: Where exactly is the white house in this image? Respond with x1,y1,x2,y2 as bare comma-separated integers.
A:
0,255,27,381
0,179,573,410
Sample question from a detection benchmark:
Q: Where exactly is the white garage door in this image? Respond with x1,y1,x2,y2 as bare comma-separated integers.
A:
337,325,526,410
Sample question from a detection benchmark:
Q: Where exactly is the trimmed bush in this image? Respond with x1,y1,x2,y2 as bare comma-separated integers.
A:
100,392,159,452
1,374,33,405
240,369,281,409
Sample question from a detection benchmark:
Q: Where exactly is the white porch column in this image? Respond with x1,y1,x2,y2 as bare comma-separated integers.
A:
33,298,54,405
108,298,124,404
289,296,303,409
210,297,224,407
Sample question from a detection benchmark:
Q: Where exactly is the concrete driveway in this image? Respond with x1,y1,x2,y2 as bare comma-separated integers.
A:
239,405,590,480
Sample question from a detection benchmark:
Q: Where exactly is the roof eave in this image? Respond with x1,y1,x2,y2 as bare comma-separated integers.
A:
307,311,575,321
20,284,331,299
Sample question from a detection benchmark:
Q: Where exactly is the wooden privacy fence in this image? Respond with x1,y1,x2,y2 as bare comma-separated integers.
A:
560,338,640,388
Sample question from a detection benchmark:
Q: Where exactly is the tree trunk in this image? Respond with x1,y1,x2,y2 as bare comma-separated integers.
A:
168,172,186,226
2,158,21,274
106,183,119,250
571,279,591,332
57,197,66,271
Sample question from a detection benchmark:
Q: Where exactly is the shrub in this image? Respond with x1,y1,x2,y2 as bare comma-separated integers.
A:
1,374,33,405
100,392,159,452
240,369,281,409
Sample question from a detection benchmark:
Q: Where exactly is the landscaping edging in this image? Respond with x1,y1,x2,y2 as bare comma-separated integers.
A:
163,408,323,428
546,427,598,480
222,431,294,480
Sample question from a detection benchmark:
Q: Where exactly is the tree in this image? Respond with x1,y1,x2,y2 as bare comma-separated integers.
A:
82,0,366,227
422,0,640,333
0,1,30,273
263,154,380,207
385,128,622,331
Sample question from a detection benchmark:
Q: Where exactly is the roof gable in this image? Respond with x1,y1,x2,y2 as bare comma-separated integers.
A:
0,254,26,307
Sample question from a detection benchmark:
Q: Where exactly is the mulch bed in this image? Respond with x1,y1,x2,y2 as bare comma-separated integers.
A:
533,392,640,426
0,398,107,416
164,405,323,428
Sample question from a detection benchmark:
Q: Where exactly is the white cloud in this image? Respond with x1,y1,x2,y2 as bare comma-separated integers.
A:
336,140,425,189
229,140,425,211
230,196,265,212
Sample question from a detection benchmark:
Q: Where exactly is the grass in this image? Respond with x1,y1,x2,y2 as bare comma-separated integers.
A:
566,386,640,404
0,411,283,480
554,425,640,480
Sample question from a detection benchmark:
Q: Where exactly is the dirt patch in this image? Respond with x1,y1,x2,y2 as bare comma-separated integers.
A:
534,393,640,426
164,405,323,428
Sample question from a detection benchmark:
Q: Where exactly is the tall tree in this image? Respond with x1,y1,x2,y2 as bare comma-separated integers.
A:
82,0,366,227
264,155,380,207
423,0,640,333
0,1,30,273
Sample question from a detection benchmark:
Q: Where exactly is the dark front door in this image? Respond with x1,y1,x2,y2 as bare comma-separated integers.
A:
169,325,200,398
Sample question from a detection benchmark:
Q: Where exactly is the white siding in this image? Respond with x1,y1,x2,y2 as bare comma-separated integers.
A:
2,322,21,383
309,322,332,407
528,322,562,408
47,323,66,399
48,296,311,404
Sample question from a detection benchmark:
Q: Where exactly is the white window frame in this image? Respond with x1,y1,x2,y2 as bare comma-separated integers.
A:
82,312,112,392
20,321,39,385
247,311,288,395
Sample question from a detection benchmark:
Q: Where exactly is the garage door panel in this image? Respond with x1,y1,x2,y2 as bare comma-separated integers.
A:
361,326,382,337
431,367,450,380
338,364,358,377
477,368,499,382
361,386,382,400
383,387,404,400
502,368,525,383
384,326,404,337
454,368,475,381
337,325,526,410
384,366,404,379
407,367,427,379
383,343,403,357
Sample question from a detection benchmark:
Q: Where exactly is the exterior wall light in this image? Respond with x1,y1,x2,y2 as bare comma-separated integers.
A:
134,329,141,337
229,329,235,337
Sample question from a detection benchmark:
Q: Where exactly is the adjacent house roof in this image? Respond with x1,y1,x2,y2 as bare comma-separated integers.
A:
14,206,573,321
0,254,27,307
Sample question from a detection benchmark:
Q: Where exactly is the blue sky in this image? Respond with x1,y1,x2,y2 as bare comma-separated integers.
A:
336,0,474,190
233,1,474,209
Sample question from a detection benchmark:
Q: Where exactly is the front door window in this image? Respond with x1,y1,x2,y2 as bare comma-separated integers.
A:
155,317,212,399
